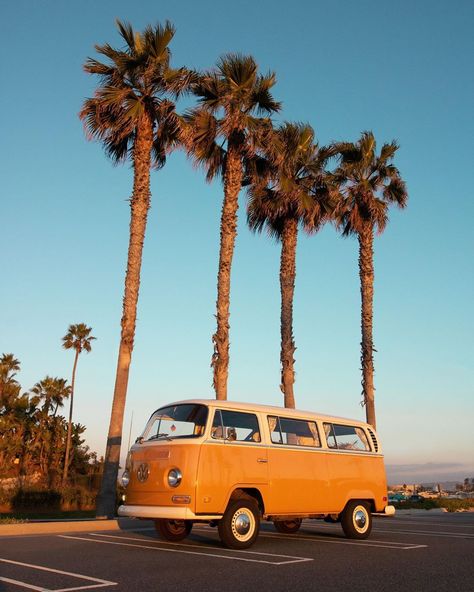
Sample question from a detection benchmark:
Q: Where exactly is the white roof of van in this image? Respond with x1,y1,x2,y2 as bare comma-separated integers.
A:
154,399,372,428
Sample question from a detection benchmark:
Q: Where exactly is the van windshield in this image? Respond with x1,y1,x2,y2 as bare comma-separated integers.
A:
144,404,208,441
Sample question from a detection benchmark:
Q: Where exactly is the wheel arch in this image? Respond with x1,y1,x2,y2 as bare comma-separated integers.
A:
343,496,376,513
227,487,265,515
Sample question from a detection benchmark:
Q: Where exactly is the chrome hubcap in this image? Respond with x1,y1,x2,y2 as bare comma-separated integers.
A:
354,509,367,529
235,513,251,535
231,508,255,542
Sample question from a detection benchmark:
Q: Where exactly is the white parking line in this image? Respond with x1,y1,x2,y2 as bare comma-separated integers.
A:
191,526,426,550
378,519,474,528
258,531,427,550
370,528,474,539
59,534,312,566
309,520,474,537
0,576,46,592
90,532,308,558
0,558,116,592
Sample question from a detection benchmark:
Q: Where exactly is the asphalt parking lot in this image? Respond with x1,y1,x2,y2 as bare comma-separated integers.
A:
1,511,473,592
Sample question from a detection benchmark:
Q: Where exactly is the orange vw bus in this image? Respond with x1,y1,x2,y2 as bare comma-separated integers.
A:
118,399,394,549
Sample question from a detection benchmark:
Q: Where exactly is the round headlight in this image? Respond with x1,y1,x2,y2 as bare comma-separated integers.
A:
121,470,130,487
168,468,182,488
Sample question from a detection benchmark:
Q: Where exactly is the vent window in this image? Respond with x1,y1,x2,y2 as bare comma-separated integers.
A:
367,428,378,452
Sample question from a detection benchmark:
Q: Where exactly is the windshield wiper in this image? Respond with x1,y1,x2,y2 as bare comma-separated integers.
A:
148,433,173,442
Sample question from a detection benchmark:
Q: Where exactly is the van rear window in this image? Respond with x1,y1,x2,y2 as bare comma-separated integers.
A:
323,423,371,451
268,416,321,447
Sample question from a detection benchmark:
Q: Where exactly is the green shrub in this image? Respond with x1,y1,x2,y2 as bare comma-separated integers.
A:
61,486,96,510
438,498,474,512
11,489,61,512
0,517,27,524
393,498,474,512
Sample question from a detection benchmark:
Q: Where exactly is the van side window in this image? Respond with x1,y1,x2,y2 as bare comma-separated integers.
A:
268,416,321,447
211,410,261,442
323,423,370,451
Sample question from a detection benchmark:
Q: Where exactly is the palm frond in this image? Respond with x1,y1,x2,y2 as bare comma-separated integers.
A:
144,20,175,59
116,20,135,50
250,73,281,114
218,53,257,89
162,67,199,97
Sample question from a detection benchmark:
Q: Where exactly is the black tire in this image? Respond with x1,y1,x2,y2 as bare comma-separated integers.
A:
154,519,193,542
218,498,260,549
341,500,372,539
273,519,302,534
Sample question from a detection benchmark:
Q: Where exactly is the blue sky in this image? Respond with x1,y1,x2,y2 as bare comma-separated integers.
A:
1,0,473,483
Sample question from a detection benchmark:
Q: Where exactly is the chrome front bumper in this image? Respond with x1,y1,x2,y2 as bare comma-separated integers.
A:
118,504,221,521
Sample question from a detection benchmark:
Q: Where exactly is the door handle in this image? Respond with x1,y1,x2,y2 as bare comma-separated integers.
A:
257,458,268,463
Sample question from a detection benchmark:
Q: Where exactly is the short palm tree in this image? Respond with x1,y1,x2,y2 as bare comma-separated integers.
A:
247,123,334,408
0,353,21,406
61,323,95,487
80,20,194,517
183,54,281,399
332,131,408,428
30,376,71,417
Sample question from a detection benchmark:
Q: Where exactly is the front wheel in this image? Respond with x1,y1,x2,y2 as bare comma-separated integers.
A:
218,499,260,549
273,519,302,534
341,501,372,539
154,519,193,542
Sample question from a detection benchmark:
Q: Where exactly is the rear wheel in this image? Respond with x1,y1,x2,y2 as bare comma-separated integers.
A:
154,519,193,542
341,501,372,539
218,498,260,549
273,519,302,534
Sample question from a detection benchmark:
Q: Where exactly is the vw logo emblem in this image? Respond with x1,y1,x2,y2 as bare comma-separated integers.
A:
137,463,149,483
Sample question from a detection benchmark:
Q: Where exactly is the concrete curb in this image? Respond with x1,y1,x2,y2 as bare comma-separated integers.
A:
0,518,146,537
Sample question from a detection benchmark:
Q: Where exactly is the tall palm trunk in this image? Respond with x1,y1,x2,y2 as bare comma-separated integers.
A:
212,144,242,400
358,225,376,428
280,217,298,408
62,349,79,486
96,113,154,518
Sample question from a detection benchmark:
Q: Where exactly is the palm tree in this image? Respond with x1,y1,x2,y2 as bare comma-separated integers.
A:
332,131,408,428
30,376,71,417
30,376,71,486
61,323,95,487
80,20,194,517
0,353,21,407
183,54,281,399
247,123,334,408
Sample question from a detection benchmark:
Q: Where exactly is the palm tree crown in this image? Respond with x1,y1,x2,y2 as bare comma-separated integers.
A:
0,353,21,405
332,131,407,236
183,53,281,180
30,377,71,416
80,19,195,167
62,323,96,354
247,122,333,236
